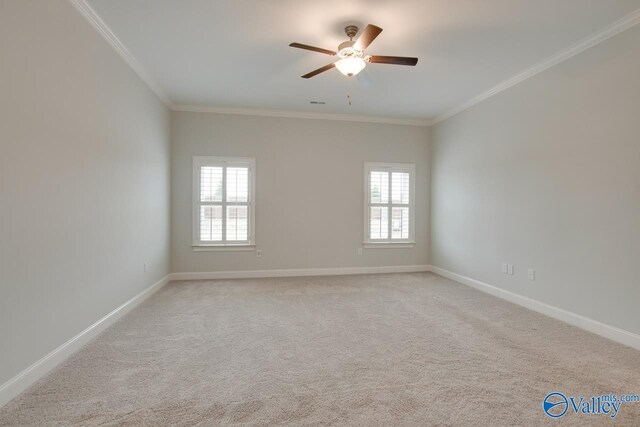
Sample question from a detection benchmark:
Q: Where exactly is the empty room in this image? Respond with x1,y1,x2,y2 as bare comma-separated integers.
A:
1,0,640,425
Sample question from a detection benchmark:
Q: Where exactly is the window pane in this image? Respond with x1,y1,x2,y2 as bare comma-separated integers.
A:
200,167,223,202
370,171,389,204
227,167,249,203
226,205,248,241
391,207,409,239
200,205,222,241
392,172,410,204
370,206,389,239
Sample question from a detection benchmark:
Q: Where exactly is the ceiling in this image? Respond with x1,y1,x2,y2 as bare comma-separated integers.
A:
86,0,640,123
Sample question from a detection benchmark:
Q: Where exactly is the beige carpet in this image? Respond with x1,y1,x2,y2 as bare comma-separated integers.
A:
1,272,638,426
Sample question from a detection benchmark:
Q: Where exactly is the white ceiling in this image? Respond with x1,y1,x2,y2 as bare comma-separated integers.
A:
86,0,640,122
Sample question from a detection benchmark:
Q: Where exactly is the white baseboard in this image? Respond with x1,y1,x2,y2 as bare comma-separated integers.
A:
170,265,431,281
2,267,427,408
4,265,636,410
430,266,640,351
0,274,170,409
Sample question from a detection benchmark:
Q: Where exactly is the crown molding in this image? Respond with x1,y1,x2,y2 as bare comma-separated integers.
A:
431,7,640,125
69,0,639,127
68,0,173,108
171,104,431,127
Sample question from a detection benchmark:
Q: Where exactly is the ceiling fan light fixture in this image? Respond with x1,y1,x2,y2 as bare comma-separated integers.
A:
335,57,366,77
290,23,417,79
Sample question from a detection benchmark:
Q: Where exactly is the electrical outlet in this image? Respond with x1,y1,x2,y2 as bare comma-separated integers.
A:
357,247,363,256
502,263,508,274
528,268,535,281
508,264,514,275
256,249,262,258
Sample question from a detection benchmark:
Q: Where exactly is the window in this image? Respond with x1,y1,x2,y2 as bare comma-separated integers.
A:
364,162,415,247
193,156,255,250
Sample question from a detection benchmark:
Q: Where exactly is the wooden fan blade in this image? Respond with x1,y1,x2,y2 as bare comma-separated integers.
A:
301,63,336,79
368,55,418,66
353,24,383,51
289,43,336,56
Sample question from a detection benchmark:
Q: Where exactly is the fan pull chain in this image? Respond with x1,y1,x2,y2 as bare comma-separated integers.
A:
347,93,352,106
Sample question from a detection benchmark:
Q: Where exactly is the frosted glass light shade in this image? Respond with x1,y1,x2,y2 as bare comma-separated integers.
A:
335,57,366,77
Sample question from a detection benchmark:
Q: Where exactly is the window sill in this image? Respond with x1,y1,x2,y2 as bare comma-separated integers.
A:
192,245,256,252
363,242,415,249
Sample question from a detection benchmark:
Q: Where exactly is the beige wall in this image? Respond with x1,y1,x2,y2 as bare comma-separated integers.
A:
171,112,430,273
0,0,171,385
431,25,640,335
3,0,637,401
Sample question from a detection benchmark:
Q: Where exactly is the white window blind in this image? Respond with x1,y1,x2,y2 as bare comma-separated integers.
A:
365,163,415,245
193,157,255,247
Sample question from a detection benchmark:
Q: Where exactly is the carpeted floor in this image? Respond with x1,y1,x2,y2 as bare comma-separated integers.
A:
1,272,638,426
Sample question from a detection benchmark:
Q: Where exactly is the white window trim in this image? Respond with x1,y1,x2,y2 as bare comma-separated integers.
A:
192,156,256,251
362,243,415,249
364,162,416,247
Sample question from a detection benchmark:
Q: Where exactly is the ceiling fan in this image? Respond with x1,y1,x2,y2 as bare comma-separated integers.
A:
289,24,418,79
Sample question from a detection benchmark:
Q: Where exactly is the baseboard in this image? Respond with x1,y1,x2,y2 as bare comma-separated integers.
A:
0,274,171,409
430,266,640,351
170,265,431,281
5,265,635,410
2,266,426,408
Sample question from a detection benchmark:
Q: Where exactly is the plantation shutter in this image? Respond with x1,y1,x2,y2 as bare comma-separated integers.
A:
193,157,255,246
365,163,415,244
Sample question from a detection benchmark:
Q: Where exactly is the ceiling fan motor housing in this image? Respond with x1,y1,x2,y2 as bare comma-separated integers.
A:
337,41,363,59
338,25,364,59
